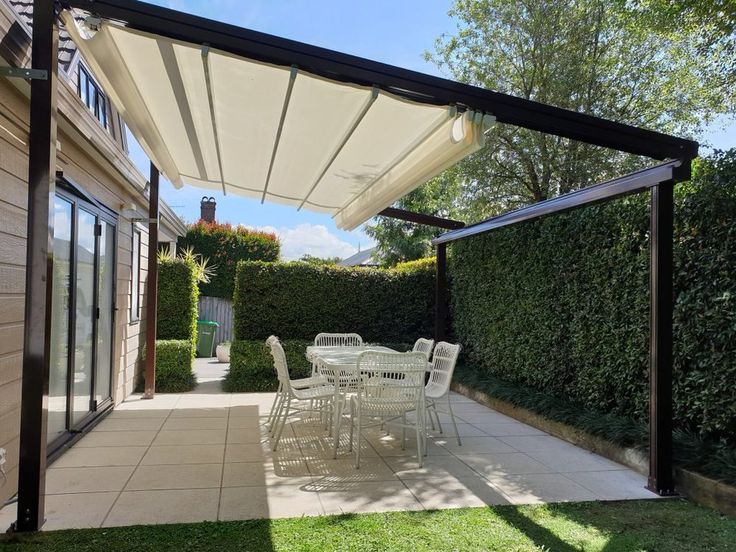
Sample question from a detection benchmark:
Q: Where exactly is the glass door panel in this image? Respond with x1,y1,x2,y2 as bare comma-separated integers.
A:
72,209,97,426
96,221,115,404
48,198,73,444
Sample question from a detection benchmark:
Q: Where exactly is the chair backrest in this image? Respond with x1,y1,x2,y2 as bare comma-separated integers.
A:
427,342,462,396
412,338,435,360
356,351,426,403
314,332,363,347
266,336,291,390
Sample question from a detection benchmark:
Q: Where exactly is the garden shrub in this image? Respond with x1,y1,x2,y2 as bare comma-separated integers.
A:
153,340,196,392
449,150,736,444
233,261,435,343
178,221,280,299
157,257,199,345
224,339,413,392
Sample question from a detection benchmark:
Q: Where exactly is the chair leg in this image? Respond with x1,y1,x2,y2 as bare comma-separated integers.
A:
401,413,407,450
354,407,362,469
433,403,444,435
267,382,282,427
427,403,436,431
332,399,343,459
447,395,461,446
273,399,290,451
269,392,285,435
414,413,423,468
348,404,355,453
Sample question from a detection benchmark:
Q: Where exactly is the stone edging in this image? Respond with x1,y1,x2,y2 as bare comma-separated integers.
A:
451,382,736,517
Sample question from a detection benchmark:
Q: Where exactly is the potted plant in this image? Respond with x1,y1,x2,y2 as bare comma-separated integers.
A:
216,341,231,363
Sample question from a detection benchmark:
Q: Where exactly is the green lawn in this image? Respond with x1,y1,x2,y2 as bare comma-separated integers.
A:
2,500,734,551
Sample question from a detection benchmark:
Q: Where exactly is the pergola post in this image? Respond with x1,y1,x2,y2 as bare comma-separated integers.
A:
434,242,447,342
15,0,58,532
647,181,675,495
143,163,159,399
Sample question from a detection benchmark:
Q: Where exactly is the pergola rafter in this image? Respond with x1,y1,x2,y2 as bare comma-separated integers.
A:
16,0,697,532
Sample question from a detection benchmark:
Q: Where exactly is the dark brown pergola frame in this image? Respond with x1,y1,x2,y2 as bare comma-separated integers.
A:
15,0,697,531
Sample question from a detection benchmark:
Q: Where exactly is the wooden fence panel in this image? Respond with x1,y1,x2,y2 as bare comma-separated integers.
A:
199,296,233,344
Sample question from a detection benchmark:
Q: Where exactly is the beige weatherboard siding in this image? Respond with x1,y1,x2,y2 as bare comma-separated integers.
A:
0,0,185,508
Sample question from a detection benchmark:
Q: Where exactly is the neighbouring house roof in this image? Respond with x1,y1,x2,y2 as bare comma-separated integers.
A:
338,247,378,267
61,10,494,231
8,0,80,73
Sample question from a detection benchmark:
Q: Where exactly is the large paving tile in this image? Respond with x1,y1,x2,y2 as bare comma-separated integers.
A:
103,489,220,527
75,430,157,447
426,422,487,438
43,492,119,530
107,409,171,419
527,449,627,473
126,463,223,490
457,412,518,424
153,429,227,446
437,436,517,454
223,461,313,487
455,452,555,477
225,443,271,463
486,473,599,504
46,466,135,494
163,416,228,430
51,446,148,468
563,470,659,500
219,485,324,520
141,444,225,465
317,481,423,514
95,418,166,432
385,454,479,480
472,422,546,437
0,503,16,530
497,435,580,453
229,405,267,417
307,458,398,484
228,416,267,429
227,427,267,444
366,433,450,457
403,476,510,509
169,407,229,418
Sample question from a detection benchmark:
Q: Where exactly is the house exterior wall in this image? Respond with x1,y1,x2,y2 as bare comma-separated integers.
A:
0,3,185,507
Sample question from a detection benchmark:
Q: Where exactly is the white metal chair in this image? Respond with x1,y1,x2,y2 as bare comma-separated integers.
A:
266,337,330,430
267,336,337,450
412,337,435,360
340,351,427,468
425,341,462,445
314,332,364,347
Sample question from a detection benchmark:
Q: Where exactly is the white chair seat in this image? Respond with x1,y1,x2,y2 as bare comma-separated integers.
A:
291,374,329,389
293,384,336,401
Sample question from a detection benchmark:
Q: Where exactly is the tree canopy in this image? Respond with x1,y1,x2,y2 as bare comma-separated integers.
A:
366,0,735,265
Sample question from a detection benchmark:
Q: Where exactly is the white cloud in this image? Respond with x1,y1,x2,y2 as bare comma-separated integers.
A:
253,223,359,261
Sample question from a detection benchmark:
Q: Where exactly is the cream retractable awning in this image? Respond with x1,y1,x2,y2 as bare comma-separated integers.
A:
63,12,494,230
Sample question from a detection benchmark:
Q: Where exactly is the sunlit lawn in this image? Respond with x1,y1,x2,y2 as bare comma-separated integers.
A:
2,499,735,551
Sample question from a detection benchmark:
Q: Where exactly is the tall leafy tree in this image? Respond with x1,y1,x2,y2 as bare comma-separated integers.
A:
367,0,734,265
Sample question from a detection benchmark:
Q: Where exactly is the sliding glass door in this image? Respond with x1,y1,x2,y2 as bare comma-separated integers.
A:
48,185,117,449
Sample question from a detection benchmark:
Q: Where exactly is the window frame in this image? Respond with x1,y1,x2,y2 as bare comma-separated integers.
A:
77,64,108,129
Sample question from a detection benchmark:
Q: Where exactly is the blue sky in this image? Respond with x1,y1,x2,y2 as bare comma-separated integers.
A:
125,0,736,260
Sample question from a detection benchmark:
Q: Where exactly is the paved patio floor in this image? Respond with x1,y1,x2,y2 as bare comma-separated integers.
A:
0,359,657,531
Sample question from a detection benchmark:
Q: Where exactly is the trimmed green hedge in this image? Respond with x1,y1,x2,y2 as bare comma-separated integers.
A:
157,257,199,345
179,221,280,299
449,151,736,444
224,340,413,392
233,261,435,343
154,340,196,392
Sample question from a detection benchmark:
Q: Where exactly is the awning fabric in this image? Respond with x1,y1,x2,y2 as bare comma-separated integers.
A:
63,11,494,230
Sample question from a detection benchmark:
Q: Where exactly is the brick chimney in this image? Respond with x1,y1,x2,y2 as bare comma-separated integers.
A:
200,196,216,222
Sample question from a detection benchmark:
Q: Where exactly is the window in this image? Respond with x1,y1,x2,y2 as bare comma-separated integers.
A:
78,65,108,128
130,227,141,322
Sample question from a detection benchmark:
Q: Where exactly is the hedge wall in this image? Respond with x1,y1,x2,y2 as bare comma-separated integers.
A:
178,221,280,299
233,261,435,343
153,340,196,392
157,257,199,345
224,340,413,392
449,151,736,444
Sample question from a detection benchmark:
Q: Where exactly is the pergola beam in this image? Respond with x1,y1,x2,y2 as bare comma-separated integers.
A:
379,207,465,230
64,0,697,161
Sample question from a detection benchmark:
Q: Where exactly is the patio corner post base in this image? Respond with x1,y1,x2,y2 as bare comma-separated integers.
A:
142,162,160,400
646,180,675,496
14,0,58,532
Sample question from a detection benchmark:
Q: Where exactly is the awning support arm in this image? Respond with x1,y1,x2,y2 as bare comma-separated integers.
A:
262,65,298,203
201,45,228,195
378,207,464,230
